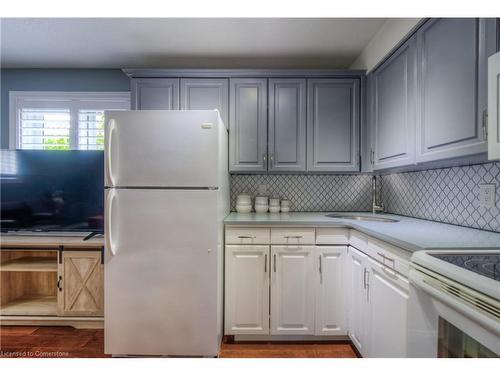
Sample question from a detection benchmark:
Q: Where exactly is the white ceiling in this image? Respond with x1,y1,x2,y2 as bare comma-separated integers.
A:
0,18,386,69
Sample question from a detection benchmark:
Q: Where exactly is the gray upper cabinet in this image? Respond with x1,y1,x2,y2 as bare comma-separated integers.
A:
371,35,417,170
268,79,307,172
131,78,180,110
416,18,488,162
126,71,366,174
307,79,360,172
180,78,229,128
229,78,268,173
360,76,373,173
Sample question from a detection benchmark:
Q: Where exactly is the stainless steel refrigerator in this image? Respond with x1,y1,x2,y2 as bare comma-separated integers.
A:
103,110,228,356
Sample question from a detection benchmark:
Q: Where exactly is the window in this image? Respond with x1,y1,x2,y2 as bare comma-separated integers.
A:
9,92,130,150
19,108,71,150
78,110,106,150
0,151,18,177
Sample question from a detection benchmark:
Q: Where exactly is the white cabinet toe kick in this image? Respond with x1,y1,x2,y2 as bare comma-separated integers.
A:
224,226,411,357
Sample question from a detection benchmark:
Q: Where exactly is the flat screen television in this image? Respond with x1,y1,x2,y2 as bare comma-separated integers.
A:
1,150,104,233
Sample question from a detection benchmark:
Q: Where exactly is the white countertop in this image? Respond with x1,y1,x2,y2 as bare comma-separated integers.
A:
224,212,500,252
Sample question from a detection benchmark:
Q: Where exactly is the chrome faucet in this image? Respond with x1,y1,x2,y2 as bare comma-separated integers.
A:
372,176,384,214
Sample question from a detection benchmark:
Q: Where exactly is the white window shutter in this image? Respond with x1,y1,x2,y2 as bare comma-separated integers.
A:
78,110,105,150
19,108,71,150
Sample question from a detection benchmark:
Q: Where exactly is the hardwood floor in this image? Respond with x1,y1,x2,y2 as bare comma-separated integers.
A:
0,326,359,358
219,340,359,358
0,326,109,358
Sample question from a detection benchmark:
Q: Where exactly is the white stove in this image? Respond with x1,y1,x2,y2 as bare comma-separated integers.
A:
408,250,500,357
411,250,500,300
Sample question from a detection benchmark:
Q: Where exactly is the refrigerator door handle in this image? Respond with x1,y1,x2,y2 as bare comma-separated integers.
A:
105,119,116,187
106,189,117,256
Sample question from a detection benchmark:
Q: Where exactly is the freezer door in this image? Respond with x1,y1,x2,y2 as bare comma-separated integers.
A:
104,110,220,188
104,188,220,356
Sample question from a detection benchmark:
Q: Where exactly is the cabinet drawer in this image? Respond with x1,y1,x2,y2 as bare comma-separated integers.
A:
349,230,368,252
225,227,270,245
367,237,411,277
271,228,315,245
315,228,349,245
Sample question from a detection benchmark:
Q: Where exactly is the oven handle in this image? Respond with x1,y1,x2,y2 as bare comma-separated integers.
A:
409,269,500,336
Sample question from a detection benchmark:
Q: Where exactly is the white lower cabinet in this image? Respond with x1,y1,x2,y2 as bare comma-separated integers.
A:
224,245,270,335
270,245,316,335
347,245,409,358
366,256,409,358
224,226,410,356
315,246,348,335
347,246,369,355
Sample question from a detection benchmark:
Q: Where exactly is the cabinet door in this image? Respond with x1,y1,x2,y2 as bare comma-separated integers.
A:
268,79,307,172
57,251,103,316
229,78,268,172
489,51,500,160
347,246,369,355
371,36,417,170
416,18,486,162
270,245,315,335
180,78,229,128
307,79,360,172
362,74,374,173
366,257,409,358
224,245,270,335
315,246,347,336
131,78,180,110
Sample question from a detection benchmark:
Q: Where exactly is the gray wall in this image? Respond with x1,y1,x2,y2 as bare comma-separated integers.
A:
0,69,130,149
381,161,500,232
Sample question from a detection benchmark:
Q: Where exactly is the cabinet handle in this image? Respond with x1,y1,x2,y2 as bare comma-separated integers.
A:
319,255,322,283
57,276,63,291
284,235,303,239
270,154,274,167
263,153,267,167
105,119,116,187
382,266,399,279
482,109,488,140
377,252,395,266
273,254,277,273
363,268,368,289
370,149,374,166
264,253,267,273
238,235,256,239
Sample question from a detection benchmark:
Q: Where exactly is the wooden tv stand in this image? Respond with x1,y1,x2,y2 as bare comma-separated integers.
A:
0,234,105,329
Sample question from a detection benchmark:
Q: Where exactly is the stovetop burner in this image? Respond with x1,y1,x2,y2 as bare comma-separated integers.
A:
430,254,500,281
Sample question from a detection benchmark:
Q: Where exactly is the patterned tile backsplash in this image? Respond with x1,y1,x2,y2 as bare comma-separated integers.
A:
381,162,500,233
230,174,372,212
229,161,500,233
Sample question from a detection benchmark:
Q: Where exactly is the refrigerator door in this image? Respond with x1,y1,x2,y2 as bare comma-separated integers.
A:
104,188,220,356
104,110,220,188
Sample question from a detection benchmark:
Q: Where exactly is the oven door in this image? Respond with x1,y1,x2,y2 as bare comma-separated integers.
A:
408,267,500,357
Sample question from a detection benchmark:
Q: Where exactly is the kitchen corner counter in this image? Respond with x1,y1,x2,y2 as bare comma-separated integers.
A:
224,212,500,252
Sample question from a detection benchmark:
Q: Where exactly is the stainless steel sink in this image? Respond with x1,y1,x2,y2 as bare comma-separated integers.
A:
325,214,399,223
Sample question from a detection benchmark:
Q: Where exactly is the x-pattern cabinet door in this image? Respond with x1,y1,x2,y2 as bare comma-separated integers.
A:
58,251,104,316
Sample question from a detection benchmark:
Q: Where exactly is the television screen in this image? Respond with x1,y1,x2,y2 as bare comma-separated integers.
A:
1,150,103,233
